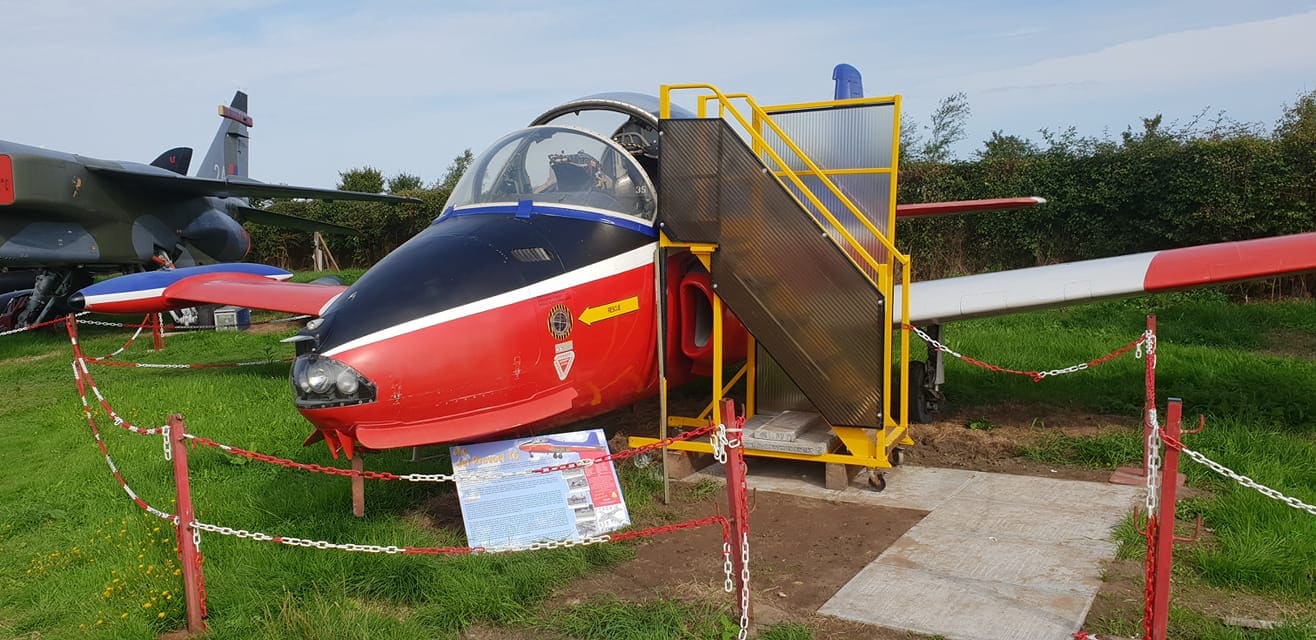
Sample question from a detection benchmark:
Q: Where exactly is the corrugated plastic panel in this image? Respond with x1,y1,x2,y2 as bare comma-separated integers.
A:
659,118,883,428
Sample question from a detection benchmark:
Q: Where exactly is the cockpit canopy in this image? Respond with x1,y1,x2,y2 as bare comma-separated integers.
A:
444,125,657,220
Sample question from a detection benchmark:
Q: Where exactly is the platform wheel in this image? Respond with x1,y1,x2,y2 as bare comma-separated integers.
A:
867,471,887,492
890,447,907,467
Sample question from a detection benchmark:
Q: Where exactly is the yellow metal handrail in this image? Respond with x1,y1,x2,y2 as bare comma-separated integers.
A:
664,84,907,273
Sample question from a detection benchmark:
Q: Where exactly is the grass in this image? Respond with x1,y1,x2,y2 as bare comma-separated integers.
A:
0,321,644,639
0,318,806,639
2,291,1315,638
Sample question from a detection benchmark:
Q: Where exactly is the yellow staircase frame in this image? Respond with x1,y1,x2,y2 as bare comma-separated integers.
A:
629,84,914,477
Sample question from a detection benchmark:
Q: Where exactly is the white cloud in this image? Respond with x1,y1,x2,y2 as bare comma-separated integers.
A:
957,10,1316,99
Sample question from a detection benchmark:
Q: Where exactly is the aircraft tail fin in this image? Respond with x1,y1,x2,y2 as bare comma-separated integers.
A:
150,147,193,175
832,63,864,99
198,91,251,180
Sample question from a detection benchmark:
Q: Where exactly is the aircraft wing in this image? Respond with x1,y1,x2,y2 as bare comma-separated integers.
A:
165,278,346,317
229,204,358,235
72,264,346,317
85,164,421,204
896,197,1046,219
898,232,1316,324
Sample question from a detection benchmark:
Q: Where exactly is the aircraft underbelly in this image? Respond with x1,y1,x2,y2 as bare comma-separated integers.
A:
306,261,658,448
0,221,101,264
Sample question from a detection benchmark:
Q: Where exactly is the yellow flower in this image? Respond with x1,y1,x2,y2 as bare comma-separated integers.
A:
157,612,165,619
143,602,152,609
121,613,128,619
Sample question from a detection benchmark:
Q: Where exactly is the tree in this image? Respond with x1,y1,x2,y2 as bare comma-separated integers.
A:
387,172,423,193
338,166,385,193
977,131,1037,160
437,149,474,191
919,93,971,163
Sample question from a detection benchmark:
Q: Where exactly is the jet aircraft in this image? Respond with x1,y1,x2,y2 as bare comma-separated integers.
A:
70,79,1316,459
0,92,416,325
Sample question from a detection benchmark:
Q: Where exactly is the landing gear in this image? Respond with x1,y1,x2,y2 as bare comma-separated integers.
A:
892,323,946,424
893,359,935,424
16,267,92,327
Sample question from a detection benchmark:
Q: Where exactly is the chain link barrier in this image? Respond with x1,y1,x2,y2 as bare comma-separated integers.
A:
75,314,310,331
0,311,88,337
192,515,731,559
903,324,1150,382
736,531,750,640
1160,430,1316,517
69,333,169,436
183,423,725,486
1142,411,1161,640
85,357,293,370
62,313,753,635
91,316,149,360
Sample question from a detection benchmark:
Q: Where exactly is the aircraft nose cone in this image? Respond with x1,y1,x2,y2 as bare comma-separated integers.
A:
66,292,86,310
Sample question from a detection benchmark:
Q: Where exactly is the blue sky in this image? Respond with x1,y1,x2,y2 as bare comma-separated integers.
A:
3,0,1314,188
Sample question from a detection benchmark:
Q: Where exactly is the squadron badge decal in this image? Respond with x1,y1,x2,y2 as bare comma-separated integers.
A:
548,304,573,340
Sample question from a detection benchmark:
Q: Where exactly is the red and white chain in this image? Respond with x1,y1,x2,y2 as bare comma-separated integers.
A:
1145,410,1162,517
0,312,88,337
1160,429,1316,517
904,324,1149,382
85,315,151,360
1136,329,1156,366
710,423,734,464
71,357,167,436
76,318,141,328
85,357,292,369
735,531,750,640
722,541,735,592
191,516,730,557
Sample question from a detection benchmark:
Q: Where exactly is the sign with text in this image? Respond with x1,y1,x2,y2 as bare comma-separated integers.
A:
450,429,629,549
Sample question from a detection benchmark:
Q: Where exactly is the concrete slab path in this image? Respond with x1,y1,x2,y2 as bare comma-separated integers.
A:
690,464,1140,640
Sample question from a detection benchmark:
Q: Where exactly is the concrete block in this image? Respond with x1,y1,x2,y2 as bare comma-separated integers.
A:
824,463,859,490
749,411,825,442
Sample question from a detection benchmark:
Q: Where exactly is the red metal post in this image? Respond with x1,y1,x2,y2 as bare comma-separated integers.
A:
152,313,165,351
1150,398,1183,640
720,398,751,624
1143,315,1156,475
168,414,207,635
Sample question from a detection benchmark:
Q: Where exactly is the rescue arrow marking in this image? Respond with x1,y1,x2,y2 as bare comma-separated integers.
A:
578,296,639,326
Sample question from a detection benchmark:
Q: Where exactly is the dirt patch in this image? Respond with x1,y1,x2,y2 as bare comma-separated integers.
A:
547,482,925,639
906,403,1139,482
425,397,1174,638
0,351,59,365
1264,328,1316,360
413,437,926,639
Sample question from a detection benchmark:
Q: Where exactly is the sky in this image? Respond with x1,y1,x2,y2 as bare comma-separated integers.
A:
3,0,1315,189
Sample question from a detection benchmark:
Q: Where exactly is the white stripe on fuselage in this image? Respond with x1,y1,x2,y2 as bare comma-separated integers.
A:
323,243,658,357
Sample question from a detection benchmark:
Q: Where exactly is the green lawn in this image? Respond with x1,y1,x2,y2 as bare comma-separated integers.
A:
2,292,1314,639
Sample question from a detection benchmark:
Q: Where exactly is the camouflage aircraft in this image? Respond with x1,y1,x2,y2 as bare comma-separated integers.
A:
0,91,415,325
